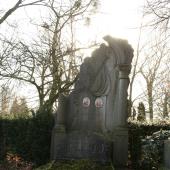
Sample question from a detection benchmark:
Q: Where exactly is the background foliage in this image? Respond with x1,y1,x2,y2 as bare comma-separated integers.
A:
128,122,170,170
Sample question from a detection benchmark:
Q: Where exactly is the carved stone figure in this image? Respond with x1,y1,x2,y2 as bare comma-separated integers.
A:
72,35,133,131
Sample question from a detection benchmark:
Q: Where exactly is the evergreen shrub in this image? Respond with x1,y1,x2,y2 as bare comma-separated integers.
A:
0,112,54,166
128,122,170,170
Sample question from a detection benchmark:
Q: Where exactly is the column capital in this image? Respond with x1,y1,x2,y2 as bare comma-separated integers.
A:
118,64,131,79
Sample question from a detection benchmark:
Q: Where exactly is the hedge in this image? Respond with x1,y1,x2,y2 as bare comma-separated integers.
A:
1,114,170,169
0,112,54,166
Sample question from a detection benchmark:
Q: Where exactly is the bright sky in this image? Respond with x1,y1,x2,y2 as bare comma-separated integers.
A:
78,0,145,49
0,0,147,108
0,0,146,46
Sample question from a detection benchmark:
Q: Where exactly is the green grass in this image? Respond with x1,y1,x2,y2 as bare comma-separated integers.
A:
34,160,114,170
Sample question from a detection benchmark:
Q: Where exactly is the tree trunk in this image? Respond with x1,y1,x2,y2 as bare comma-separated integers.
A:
163,92,168,118
147,83,153,121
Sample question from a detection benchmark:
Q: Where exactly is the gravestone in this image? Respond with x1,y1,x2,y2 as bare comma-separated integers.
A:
51,36,134,168
164,139,170,169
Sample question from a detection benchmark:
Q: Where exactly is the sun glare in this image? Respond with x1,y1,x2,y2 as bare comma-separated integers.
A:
78,0,144,49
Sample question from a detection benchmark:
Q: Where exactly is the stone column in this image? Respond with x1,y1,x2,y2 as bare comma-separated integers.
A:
113,64,130,169
117,64,131,127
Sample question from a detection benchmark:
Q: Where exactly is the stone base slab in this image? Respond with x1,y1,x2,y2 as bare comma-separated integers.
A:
51,131,112,163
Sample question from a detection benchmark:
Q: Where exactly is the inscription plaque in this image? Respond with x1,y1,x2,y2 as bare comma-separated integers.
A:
54,133,111,162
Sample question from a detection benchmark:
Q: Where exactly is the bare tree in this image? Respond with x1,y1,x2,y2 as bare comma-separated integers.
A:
163,90,169,118
10,96,29,117
0,0,98,113
139,36,169,121
128,19,145,117
145,0,170,30
153,61,170,118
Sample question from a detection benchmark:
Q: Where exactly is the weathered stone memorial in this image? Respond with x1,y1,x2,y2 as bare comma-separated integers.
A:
164,139,170,169
51,36,134,169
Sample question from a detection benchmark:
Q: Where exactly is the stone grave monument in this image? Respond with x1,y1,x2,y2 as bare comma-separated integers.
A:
164,139,170,169
51,36,134,168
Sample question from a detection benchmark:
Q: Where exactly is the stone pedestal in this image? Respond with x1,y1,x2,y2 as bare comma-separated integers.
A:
112,127,128,168
50,94,67,160
51,131,111,163
164,139,170,169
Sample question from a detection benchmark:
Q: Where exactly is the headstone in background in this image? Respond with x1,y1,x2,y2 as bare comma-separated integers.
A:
164,139,170,169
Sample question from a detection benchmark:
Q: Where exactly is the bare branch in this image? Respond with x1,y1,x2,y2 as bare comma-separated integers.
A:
0,0,45,25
